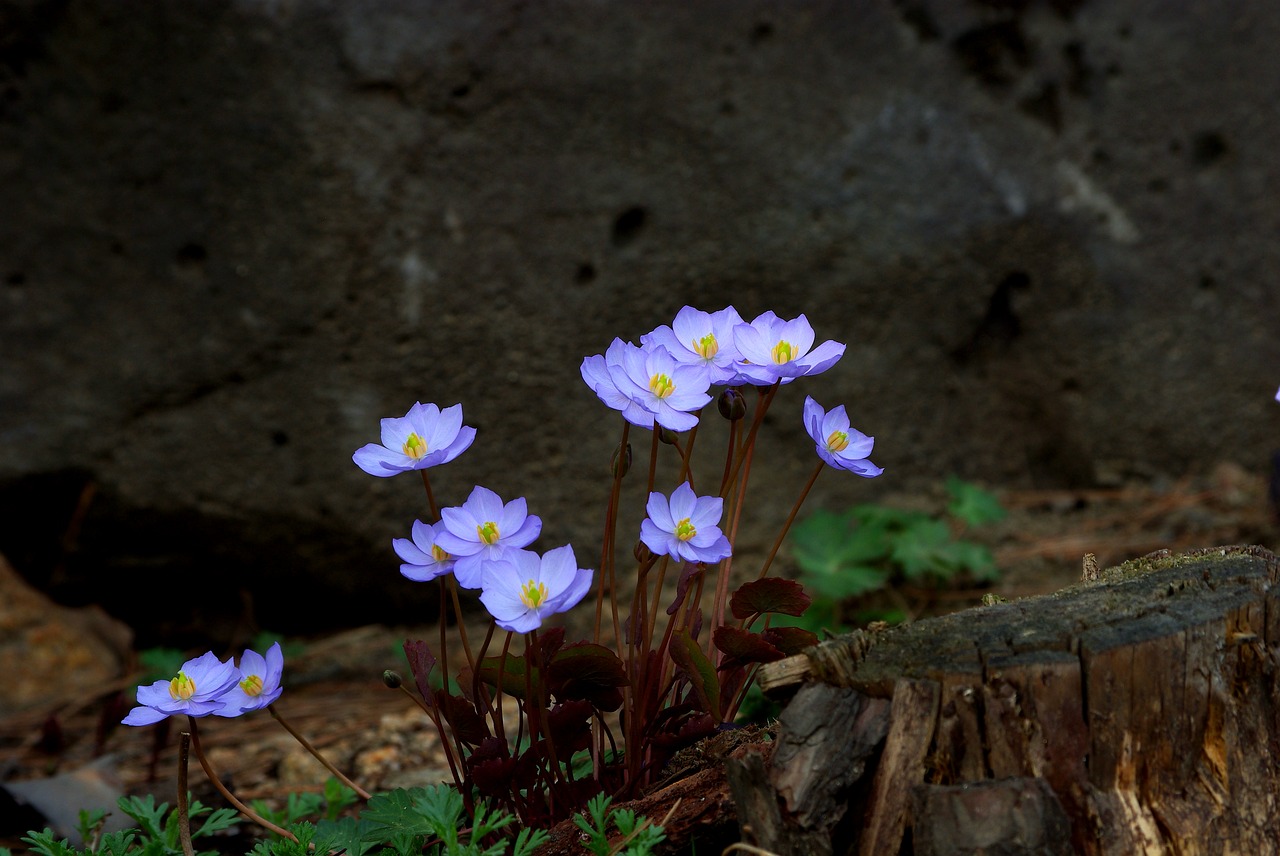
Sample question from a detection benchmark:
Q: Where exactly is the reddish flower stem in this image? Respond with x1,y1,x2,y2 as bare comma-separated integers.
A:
186,716,299,843
177,731,195,856
268,704,371,800
754,460,825,583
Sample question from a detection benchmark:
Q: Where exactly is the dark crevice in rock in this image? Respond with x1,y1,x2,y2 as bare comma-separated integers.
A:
1191,130,1229,168
611,205,648,247
1018,81,1062,132
951,20,1032,89
0,472,442,649
891,1,941,42
950,271,1031,365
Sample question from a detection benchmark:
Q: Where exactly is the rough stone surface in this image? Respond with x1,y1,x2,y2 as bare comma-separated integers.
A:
0,552,131,716
2,0,1278,637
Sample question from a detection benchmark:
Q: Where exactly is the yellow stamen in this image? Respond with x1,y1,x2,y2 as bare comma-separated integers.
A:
649,372,675,399
402,432,428,459
693,333,719,360
770,340,795,364
477,521,500,545
431,544,451,562
675,517,697,542
240,674,264,697
826,430,850,453
169,672,196,701
519,580,549,609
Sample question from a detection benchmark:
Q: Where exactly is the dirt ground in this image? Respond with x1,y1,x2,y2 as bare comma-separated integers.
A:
1,462,1276,851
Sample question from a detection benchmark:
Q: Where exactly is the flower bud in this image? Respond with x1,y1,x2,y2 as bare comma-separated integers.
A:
658,426,679,446
611,442,632,478
633,540,654,564
382,670,403,689
718,388,746,421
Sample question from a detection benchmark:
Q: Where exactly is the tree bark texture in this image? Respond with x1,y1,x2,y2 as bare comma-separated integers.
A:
731,545,1280,855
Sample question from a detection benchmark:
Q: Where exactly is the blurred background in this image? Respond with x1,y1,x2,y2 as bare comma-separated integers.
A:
2,0,1279,670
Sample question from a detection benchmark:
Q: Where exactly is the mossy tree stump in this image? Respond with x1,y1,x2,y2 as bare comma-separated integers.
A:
729,545,1280,855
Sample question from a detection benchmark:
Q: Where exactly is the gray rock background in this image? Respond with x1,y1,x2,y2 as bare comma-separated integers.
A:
2,0,1278,642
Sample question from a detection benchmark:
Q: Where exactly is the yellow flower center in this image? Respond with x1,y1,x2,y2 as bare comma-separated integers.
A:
675,517,697,541
693,333,719,360
649,372,675,399
519,580,549,609
169,672,196,701
431,544,451,562
402,432,428,459
477,521,500,545
826,430,850,453
240,674,264,697
770,340,795,364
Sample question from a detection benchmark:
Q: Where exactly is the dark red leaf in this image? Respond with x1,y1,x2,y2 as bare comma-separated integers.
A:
761,626,820,656
546,642,628,712
729,577,811,620
666,562,705,616
547,700,594,755
402,639,438,706
438,693,491,746
476,651,532,698
713,626,785,664
538,627,566,665
669,628,721,721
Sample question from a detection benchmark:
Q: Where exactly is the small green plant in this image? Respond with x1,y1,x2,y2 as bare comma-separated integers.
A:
573,794,667,856
18,794,238,856
786,476,1005,632
13,782,586,856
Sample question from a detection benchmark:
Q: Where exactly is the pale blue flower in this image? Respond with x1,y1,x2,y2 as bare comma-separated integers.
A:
479,546,593,633
581,339,663,428
122,651,241,726
434,486,542,589
642,306,746,385
803,396,883,477
217,643,284,716
353,402,476,477
640,482,732,564
607,341,713,431
730,311,844,385
393,519,456,582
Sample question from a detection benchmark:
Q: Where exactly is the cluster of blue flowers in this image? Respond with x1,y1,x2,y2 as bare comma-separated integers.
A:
582,307,881,477
122,644,284,726
348,305,880,635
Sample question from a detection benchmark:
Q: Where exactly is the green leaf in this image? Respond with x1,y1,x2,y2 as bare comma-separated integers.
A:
946,476,1006,527
790,509,889,576
20,830,78,856
887,519,955,579
359,788,438,843
668,629,722,721
117,794,169,841
729,578,811,620
323,777,358,821
948,540,1000,581
316,817,379,856
804,563,891,600
849,503,929,530
511,827,550,856
191,804,239,838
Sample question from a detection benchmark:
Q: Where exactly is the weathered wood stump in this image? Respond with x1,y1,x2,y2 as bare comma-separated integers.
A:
730,545,1280,855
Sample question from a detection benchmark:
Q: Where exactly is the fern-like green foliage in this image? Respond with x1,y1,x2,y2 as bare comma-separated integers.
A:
18,781,667,856
573,794,667,856
20,794,237,856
